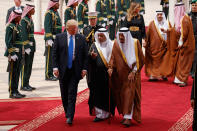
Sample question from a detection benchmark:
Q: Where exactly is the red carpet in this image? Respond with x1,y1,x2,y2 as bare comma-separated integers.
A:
0,70,193,130
0,97,61,125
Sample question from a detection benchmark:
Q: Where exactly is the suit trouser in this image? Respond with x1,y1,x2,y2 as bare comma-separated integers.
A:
59,67,79,120
8,54,21,94
45,46,53,78
193,102,197,131
21,51,34,88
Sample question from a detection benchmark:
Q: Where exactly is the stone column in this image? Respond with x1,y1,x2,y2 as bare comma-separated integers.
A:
34,0,42,32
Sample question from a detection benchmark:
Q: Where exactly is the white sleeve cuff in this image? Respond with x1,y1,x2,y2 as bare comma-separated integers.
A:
53,68,58,71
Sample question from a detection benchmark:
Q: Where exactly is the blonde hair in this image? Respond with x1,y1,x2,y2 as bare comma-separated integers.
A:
66,19,78,28
127,2,141,21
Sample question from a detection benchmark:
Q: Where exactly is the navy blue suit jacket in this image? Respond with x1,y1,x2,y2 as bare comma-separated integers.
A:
53,32,88,80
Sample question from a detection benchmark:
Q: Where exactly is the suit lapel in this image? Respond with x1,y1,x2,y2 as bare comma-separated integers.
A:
75,34,79,55
64,32,68,54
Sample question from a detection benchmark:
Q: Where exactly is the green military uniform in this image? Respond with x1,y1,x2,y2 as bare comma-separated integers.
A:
77,1,89,31
105,0,117,40
83,25,102,50
64,7,77,27
65,0,68,4
160,0,169,18
44,9,62,80
96,0,108,27
20,16,36,89
5,22,23,96
117,0,128,28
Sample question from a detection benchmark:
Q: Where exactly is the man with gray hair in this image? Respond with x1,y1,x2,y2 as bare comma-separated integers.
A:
53,19,88,125
6,0,24,23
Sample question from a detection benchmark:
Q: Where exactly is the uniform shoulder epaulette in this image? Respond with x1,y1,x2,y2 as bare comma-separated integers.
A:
22,17,31,27
45,10,54,16
7,23,15,29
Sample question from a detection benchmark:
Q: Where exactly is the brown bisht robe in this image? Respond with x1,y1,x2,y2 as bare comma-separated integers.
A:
145,21,173,77
109,39,144,123
174,14,195,83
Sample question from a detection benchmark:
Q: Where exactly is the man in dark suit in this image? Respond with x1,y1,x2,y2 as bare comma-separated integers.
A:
6,0,24,23
53,19,88,125
191,64,197,131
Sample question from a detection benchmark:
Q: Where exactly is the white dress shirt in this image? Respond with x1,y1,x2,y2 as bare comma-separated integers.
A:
15,6,22,12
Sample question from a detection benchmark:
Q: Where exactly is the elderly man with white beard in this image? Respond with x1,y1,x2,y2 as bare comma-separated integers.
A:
108,27,144,127
88,28,116,122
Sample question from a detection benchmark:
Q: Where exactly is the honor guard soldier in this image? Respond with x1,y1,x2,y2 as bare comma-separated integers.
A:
5,10,26,98
20,4,36,91
105,0,117,40
44,0,62,81
96,0,108,28
117,0,129,28
64,0,78,29
83,11,102,115
77,0,89,33
160,0,169,18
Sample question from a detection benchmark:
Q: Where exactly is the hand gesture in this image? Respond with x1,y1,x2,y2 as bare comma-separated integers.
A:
81,70,87,78
53,69,59,77
160,28,167,33
91,49,97,59
128,72,135,82
108,68,113,77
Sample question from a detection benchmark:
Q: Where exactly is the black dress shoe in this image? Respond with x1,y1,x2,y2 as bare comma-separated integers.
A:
122,119,131,127
178,83,187,87
66,118,72,125
93,117,103,122
20,86,33,91
148,78,158,82
162,77,168,81
28,85,36,90
120,119,125,123
10,92,26,99
45,76,58,81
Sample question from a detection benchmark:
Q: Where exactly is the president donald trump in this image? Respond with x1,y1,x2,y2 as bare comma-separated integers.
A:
53,19,88,125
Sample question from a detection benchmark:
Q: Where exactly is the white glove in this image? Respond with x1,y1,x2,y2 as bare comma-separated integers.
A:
79,28,83,33
29,42,33,46
25,48,31,55
109,20,113,25
11,55,18,61
84,24,87,27
47,39,54,47
102,23,106,27
103,18,108,21
121,16,125,21
111,16,115,19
